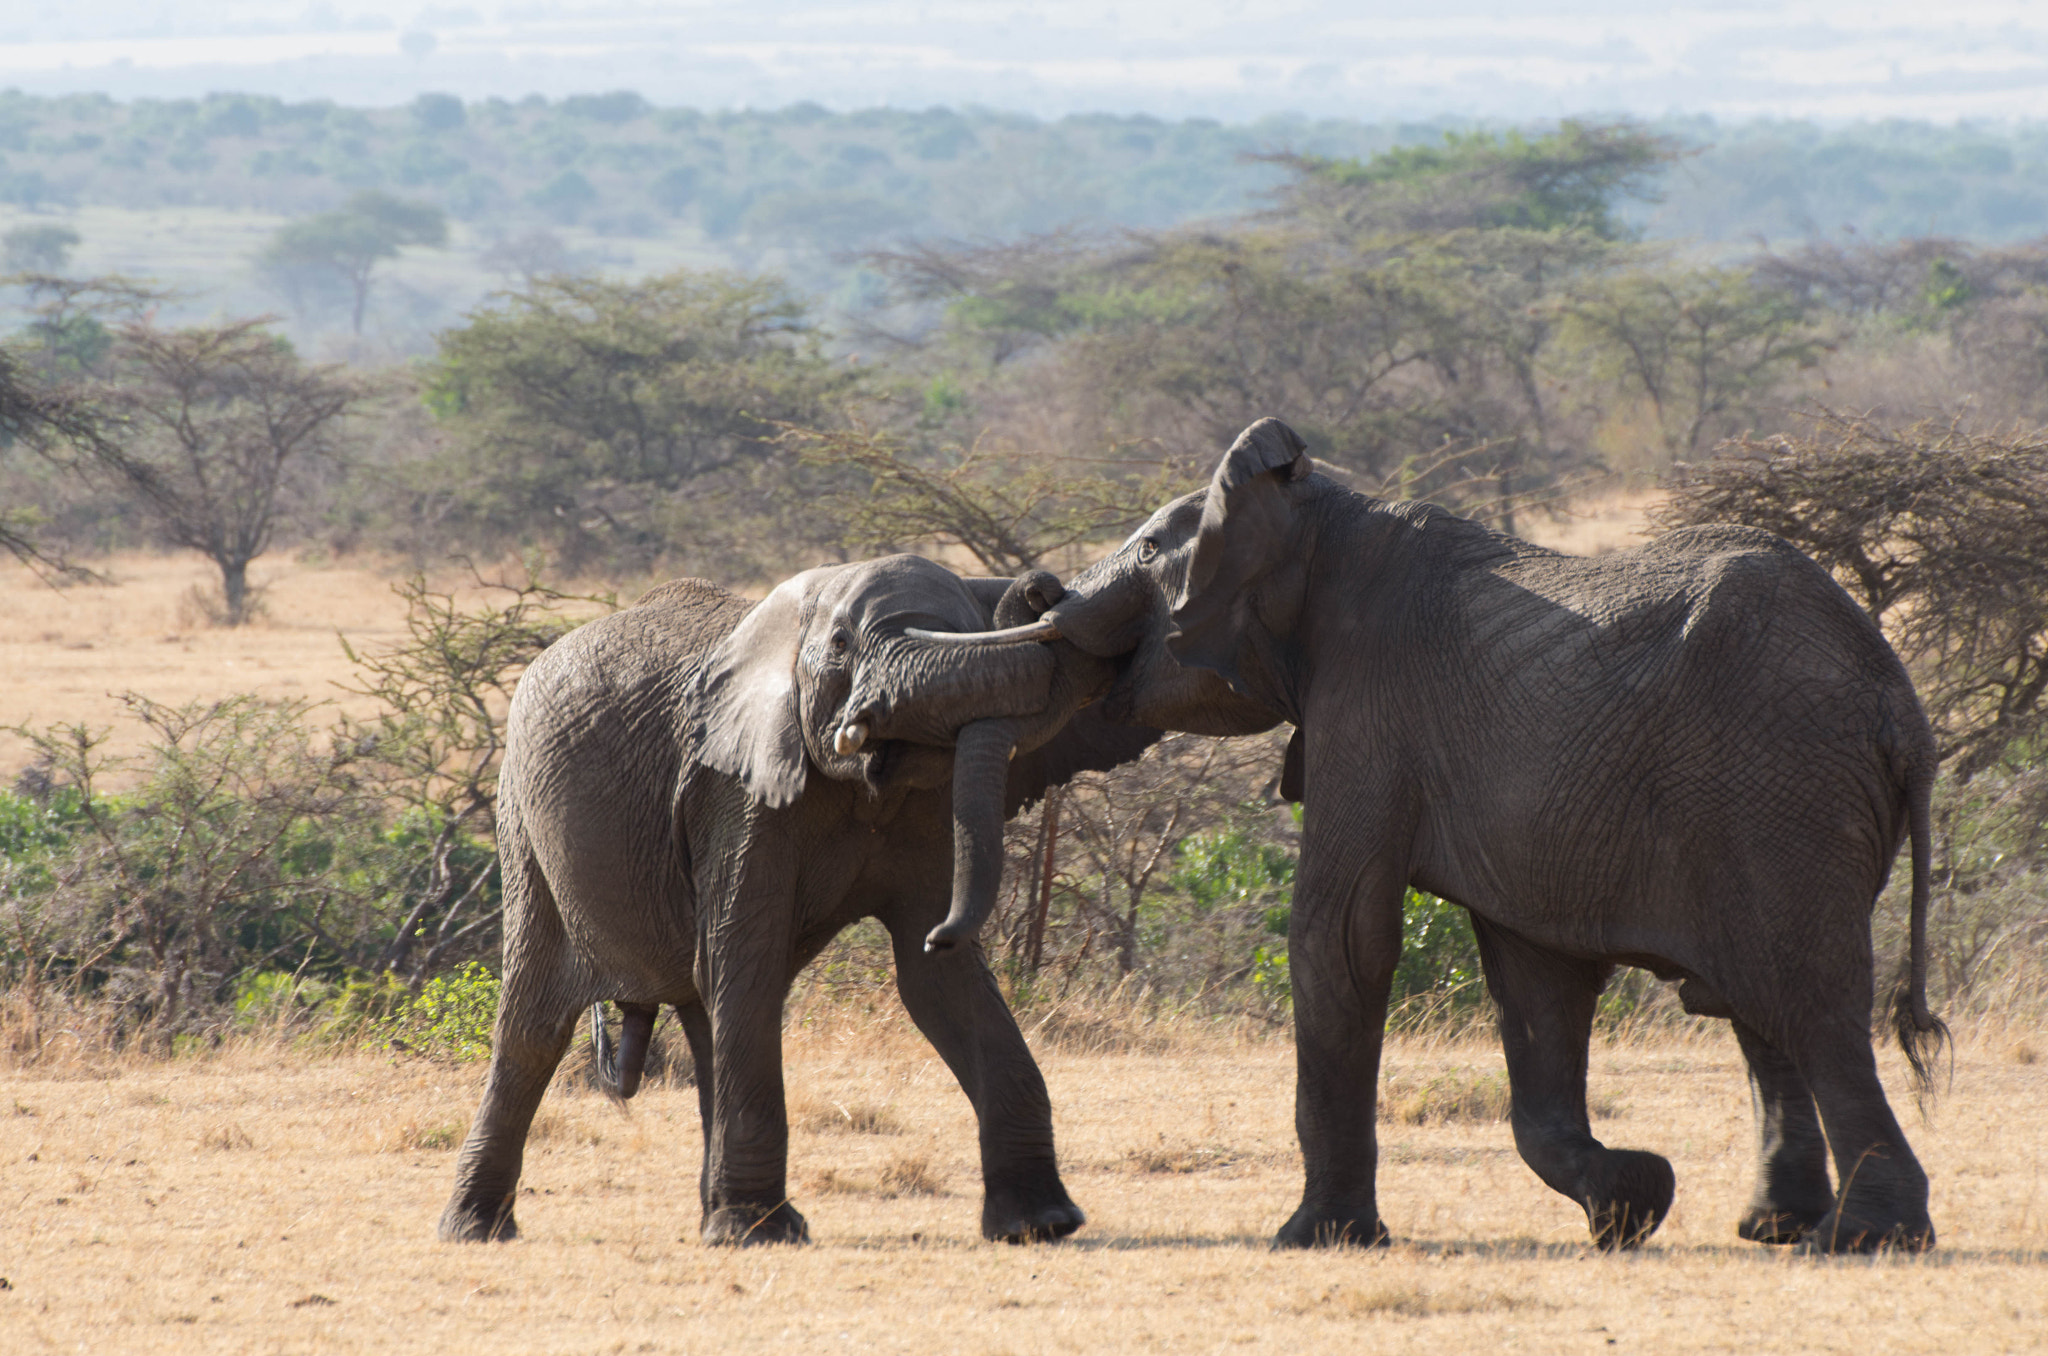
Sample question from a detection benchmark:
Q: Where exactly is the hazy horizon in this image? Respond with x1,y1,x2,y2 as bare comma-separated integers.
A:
5,2,2048,123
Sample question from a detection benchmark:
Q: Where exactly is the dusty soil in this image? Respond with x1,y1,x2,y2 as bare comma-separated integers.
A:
0,1019,2041,1354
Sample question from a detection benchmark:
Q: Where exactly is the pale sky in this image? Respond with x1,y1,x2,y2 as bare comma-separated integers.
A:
3,2,2047,121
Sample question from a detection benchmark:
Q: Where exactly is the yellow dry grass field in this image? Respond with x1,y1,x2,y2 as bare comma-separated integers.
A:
1,1018,2044,1354
0,551,631,773
0,552,404,770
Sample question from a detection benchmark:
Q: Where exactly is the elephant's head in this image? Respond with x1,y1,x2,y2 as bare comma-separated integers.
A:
692,554,1143,952
944,418,1315,739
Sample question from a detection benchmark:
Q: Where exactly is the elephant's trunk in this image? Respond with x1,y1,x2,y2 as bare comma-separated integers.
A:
925,715,1021,954
909,567,1154,662
849,634,1055,748
1040,564,1157,659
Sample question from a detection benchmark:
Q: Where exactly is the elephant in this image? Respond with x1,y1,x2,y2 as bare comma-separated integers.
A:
929,417,1944,1254
436,554,1155,1247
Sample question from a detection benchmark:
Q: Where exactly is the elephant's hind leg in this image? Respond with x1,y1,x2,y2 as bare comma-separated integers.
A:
1774,1010,1934,1253
1472,918,1674,1250
438,849,583,1243
1730,1020,1834,1244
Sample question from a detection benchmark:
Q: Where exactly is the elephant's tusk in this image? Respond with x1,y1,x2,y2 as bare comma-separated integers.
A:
834,722,869,755
905,618,1060,646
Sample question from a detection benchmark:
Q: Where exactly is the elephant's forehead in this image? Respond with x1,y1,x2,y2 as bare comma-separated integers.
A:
1123,491,1206,548
824,554,979,630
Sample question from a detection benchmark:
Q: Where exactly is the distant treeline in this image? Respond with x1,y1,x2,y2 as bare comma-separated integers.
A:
3,89,2048,252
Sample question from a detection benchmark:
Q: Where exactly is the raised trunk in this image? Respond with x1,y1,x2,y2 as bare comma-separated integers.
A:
924,715,1022,954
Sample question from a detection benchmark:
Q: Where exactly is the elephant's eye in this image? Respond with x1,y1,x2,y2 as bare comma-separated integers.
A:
1138,537,1159,563
828,630,850,657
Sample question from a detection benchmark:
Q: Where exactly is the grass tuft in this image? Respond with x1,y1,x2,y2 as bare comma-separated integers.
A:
381,1118,464,1152
876,1155,946,1197
1290,1283,1532,1319
200,1122,255,1151
792,1095,902,1135
1123,1134,1245,1174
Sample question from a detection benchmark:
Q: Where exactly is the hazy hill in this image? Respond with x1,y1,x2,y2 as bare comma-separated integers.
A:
4,92,2047,350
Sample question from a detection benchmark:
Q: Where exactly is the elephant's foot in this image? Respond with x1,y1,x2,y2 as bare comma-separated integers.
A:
1736,1186,1833,1245
982,1180,1085,1244
1580,1149,1675,1250
1737,1207,1823,1245
702,1201,810,1247
1273,1203,1391,1250
1793,1206,1934,1255
438,1191,519,1243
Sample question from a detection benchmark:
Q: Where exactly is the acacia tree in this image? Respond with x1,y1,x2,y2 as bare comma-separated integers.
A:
422,269,858,574
1566,266,1827,457
782,421,1184,573
88,319,365,623
0,345,104,576
259,190,448,334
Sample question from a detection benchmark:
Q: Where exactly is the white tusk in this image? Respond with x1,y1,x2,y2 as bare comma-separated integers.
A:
834,722,869,755
904,618,1060,645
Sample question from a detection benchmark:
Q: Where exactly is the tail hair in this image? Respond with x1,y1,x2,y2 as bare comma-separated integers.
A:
1889,977,1951,1109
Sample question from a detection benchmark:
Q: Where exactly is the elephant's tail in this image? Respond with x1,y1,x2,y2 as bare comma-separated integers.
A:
1890,756,1949,1105
591,1002,658,1101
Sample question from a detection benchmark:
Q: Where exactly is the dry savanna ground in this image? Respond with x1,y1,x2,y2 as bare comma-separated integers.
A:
1,1015,2045,1355
0,550,624,771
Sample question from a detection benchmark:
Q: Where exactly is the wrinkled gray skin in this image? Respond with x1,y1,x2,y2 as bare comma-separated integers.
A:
436,555,1152,1247
985,418,1942,1255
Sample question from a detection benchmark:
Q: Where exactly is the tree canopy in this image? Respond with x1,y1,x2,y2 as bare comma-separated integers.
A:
420,270,857,572
258,190,448,334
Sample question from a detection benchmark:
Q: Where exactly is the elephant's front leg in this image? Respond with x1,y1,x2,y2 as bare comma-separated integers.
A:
674,1000,718,1231
887,920,1084,1243
695,951,807,1246
1274,843,1406,1249
694,822,809,1246
1470,918,1674,1249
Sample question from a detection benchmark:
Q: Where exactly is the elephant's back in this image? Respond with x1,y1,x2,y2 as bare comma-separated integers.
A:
514,582,746,729
1445,526,1930,921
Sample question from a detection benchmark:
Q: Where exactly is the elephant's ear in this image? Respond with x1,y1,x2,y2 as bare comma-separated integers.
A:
1172,417,1311,676
693,574,813,808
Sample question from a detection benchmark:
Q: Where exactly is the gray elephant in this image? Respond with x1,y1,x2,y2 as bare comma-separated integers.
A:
930,418,1943,1254
437,555,1154,1247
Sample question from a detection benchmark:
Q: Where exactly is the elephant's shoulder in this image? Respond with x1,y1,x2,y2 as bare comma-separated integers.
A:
634,577,752,617
628,578,758,648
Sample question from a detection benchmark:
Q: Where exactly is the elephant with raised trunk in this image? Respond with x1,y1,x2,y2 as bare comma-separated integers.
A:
935,418,1944,1254
437,555,1153,1247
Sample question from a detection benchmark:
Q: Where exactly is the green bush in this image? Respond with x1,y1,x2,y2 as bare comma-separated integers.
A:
383,960,499,1060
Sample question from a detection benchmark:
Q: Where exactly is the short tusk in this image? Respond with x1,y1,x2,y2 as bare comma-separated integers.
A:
904,618,1060,646
834,722,869,755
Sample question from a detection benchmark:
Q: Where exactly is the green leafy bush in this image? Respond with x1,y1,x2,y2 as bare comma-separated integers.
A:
383,960,499,1060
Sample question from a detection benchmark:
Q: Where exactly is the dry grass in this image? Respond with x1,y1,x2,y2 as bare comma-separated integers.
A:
0,1016,2043,1354
0,550,645,774
0,552,412,771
